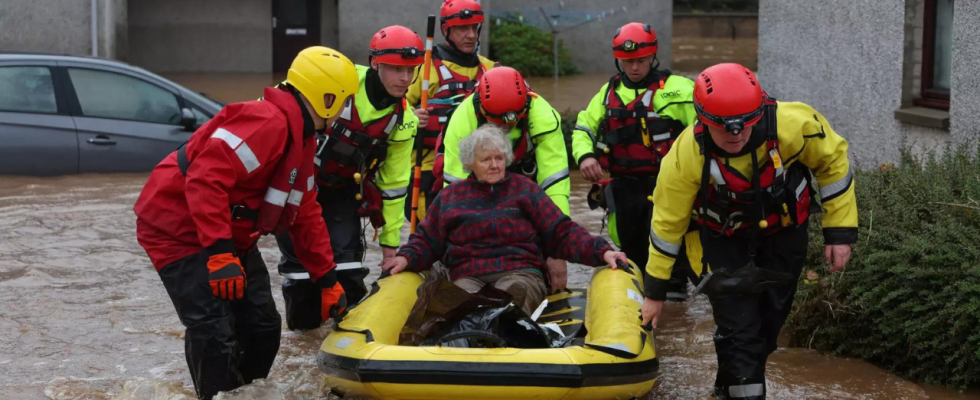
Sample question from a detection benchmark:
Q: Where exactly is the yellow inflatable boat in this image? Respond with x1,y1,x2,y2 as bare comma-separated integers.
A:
318,262,657,400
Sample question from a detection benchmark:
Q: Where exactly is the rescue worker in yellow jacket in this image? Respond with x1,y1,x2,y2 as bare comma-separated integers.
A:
406,0,495,221
275,25,422,331
441,66,573,291
641,63,857,400
571,22,698,301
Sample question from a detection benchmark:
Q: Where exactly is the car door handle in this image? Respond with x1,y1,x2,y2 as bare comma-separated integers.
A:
87,135,116,145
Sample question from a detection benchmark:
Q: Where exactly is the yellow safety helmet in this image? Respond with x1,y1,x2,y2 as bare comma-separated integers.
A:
286,46,358,119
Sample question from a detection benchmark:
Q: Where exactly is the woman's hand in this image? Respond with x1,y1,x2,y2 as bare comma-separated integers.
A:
382,256,409,275
546,257,568,293
380,247,398,267
603,251,628,269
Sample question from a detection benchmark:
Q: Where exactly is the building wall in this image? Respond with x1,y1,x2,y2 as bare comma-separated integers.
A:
488,0,673,74
322,0,339,48
948,0,980,144
758,0,978,168
673,13,758,39
338,0,670,74
0,0,127,60
0,0,95,56
128,0,271,73
337,0,489,67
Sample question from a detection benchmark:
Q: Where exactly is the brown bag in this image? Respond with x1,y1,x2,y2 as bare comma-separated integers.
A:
398,267,512,346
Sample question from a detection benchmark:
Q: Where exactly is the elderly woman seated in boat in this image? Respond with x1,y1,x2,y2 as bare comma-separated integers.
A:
382,125,627,314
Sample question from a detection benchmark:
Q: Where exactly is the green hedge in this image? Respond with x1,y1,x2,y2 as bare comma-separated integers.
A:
789,143,980,389
488,16,580,77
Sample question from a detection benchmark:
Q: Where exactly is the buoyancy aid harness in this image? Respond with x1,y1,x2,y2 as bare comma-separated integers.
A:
597,72,686,175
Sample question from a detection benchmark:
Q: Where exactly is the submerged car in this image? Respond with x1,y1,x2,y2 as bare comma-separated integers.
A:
0,52,223,175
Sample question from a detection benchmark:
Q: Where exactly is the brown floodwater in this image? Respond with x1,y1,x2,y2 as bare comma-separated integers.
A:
0,171,975,400
0,70,976,400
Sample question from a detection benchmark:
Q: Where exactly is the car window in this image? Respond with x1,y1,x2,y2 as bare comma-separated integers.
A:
0,66,57,114
68,68,181,125
190,106,210,126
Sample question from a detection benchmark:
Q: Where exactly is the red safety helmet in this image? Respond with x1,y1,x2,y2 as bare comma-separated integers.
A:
612,22,658,59
476,66,532,126
368,25,425,67
440,0,485,37
693,63,765,134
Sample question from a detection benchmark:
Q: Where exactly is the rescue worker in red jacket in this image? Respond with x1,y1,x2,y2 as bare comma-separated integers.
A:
641,63,858,399
571,22,698,301
133,46,357,400
405,0,495,222
275,26,423,331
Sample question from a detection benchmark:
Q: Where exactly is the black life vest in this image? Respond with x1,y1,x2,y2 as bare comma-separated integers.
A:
694,97,814,237
598,73,687,176
314,97,404,188
420,57,488,147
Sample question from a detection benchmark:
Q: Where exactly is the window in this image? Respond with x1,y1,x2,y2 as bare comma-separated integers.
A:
0,66,57,114
68,68,181,124
190,106,211,127
917,0,952,110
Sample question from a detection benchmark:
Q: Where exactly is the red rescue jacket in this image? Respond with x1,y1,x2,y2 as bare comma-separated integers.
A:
134,86,335,281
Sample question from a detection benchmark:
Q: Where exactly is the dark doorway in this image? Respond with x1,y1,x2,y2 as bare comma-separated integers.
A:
273,0,322,73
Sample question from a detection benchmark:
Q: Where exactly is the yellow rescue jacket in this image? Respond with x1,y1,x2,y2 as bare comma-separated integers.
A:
646,101,858,285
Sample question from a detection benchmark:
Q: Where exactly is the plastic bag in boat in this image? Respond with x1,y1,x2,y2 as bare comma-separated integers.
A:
398,267,511,346
420,302,566,348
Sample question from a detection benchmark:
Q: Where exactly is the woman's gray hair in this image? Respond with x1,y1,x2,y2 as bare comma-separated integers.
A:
458,124,514,173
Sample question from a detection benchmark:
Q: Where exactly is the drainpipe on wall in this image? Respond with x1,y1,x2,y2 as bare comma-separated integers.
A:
91,0,98,57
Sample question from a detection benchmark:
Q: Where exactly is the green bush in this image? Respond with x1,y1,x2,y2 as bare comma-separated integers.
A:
488,16,580,77
788,143,980,389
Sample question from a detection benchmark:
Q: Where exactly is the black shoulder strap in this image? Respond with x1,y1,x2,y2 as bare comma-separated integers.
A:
763,96,778,141
177,143,190,176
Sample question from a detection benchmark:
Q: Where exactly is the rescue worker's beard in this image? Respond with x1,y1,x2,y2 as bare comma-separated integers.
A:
365,68,402,110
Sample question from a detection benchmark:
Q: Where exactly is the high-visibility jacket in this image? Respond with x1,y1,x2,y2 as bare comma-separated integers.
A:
646,101,858,295
442,93,571,215
572,72,697,174
318,65,417,248
134,86,335,282
406,44,495,172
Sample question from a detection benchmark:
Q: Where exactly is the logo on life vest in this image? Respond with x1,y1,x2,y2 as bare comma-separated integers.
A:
397,120,417,131
660,90,681,99
288,168,298,185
